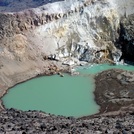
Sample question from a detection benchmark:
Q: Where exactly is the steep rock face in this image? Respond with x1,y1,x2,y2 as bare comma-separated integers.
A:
1,0,120,65
0,0,134,66
119,14,134,63
32,0,120,64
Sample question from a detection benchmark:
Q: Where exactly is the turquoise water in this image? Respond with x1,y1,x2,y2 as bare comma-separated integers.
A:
77,64,134,75
2,74,98,117
2,64,134,117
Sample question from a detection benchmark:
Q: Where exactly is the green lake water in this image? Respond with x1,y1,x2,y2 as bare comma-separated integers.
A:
2,64,134,117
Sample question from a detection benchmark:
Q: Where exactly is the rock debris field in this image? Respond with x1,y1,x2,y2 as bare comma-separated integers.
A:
0,108,134,134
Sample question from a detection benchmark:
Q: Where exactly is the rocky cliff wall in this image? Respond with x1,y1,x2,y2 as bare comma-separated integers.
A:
0,0,134,65
119,14,134,63
0,1,124,64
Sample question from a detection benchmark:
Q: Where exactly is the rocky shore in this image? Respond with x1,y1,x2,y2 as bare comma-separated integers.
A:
0,108,133,134
0,68,133,133
95,69,134,114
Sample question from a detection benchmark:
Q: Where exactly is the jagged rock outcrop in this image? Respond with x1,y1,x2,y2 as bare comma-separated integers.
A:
118,14,134,63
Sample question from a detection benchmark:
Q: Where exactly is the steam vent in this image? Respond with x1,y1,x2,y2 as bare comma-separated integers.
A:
0,0,134,133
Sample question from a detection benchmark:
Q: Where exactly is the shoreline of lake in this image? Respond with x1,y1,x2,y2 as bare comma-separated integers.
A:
94,69,134,115
0,65,134,133
1,63,134,118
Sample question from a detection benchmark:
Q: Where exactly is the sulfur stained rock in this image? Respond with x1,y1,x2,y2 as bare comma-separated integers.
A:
8,34,28,61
